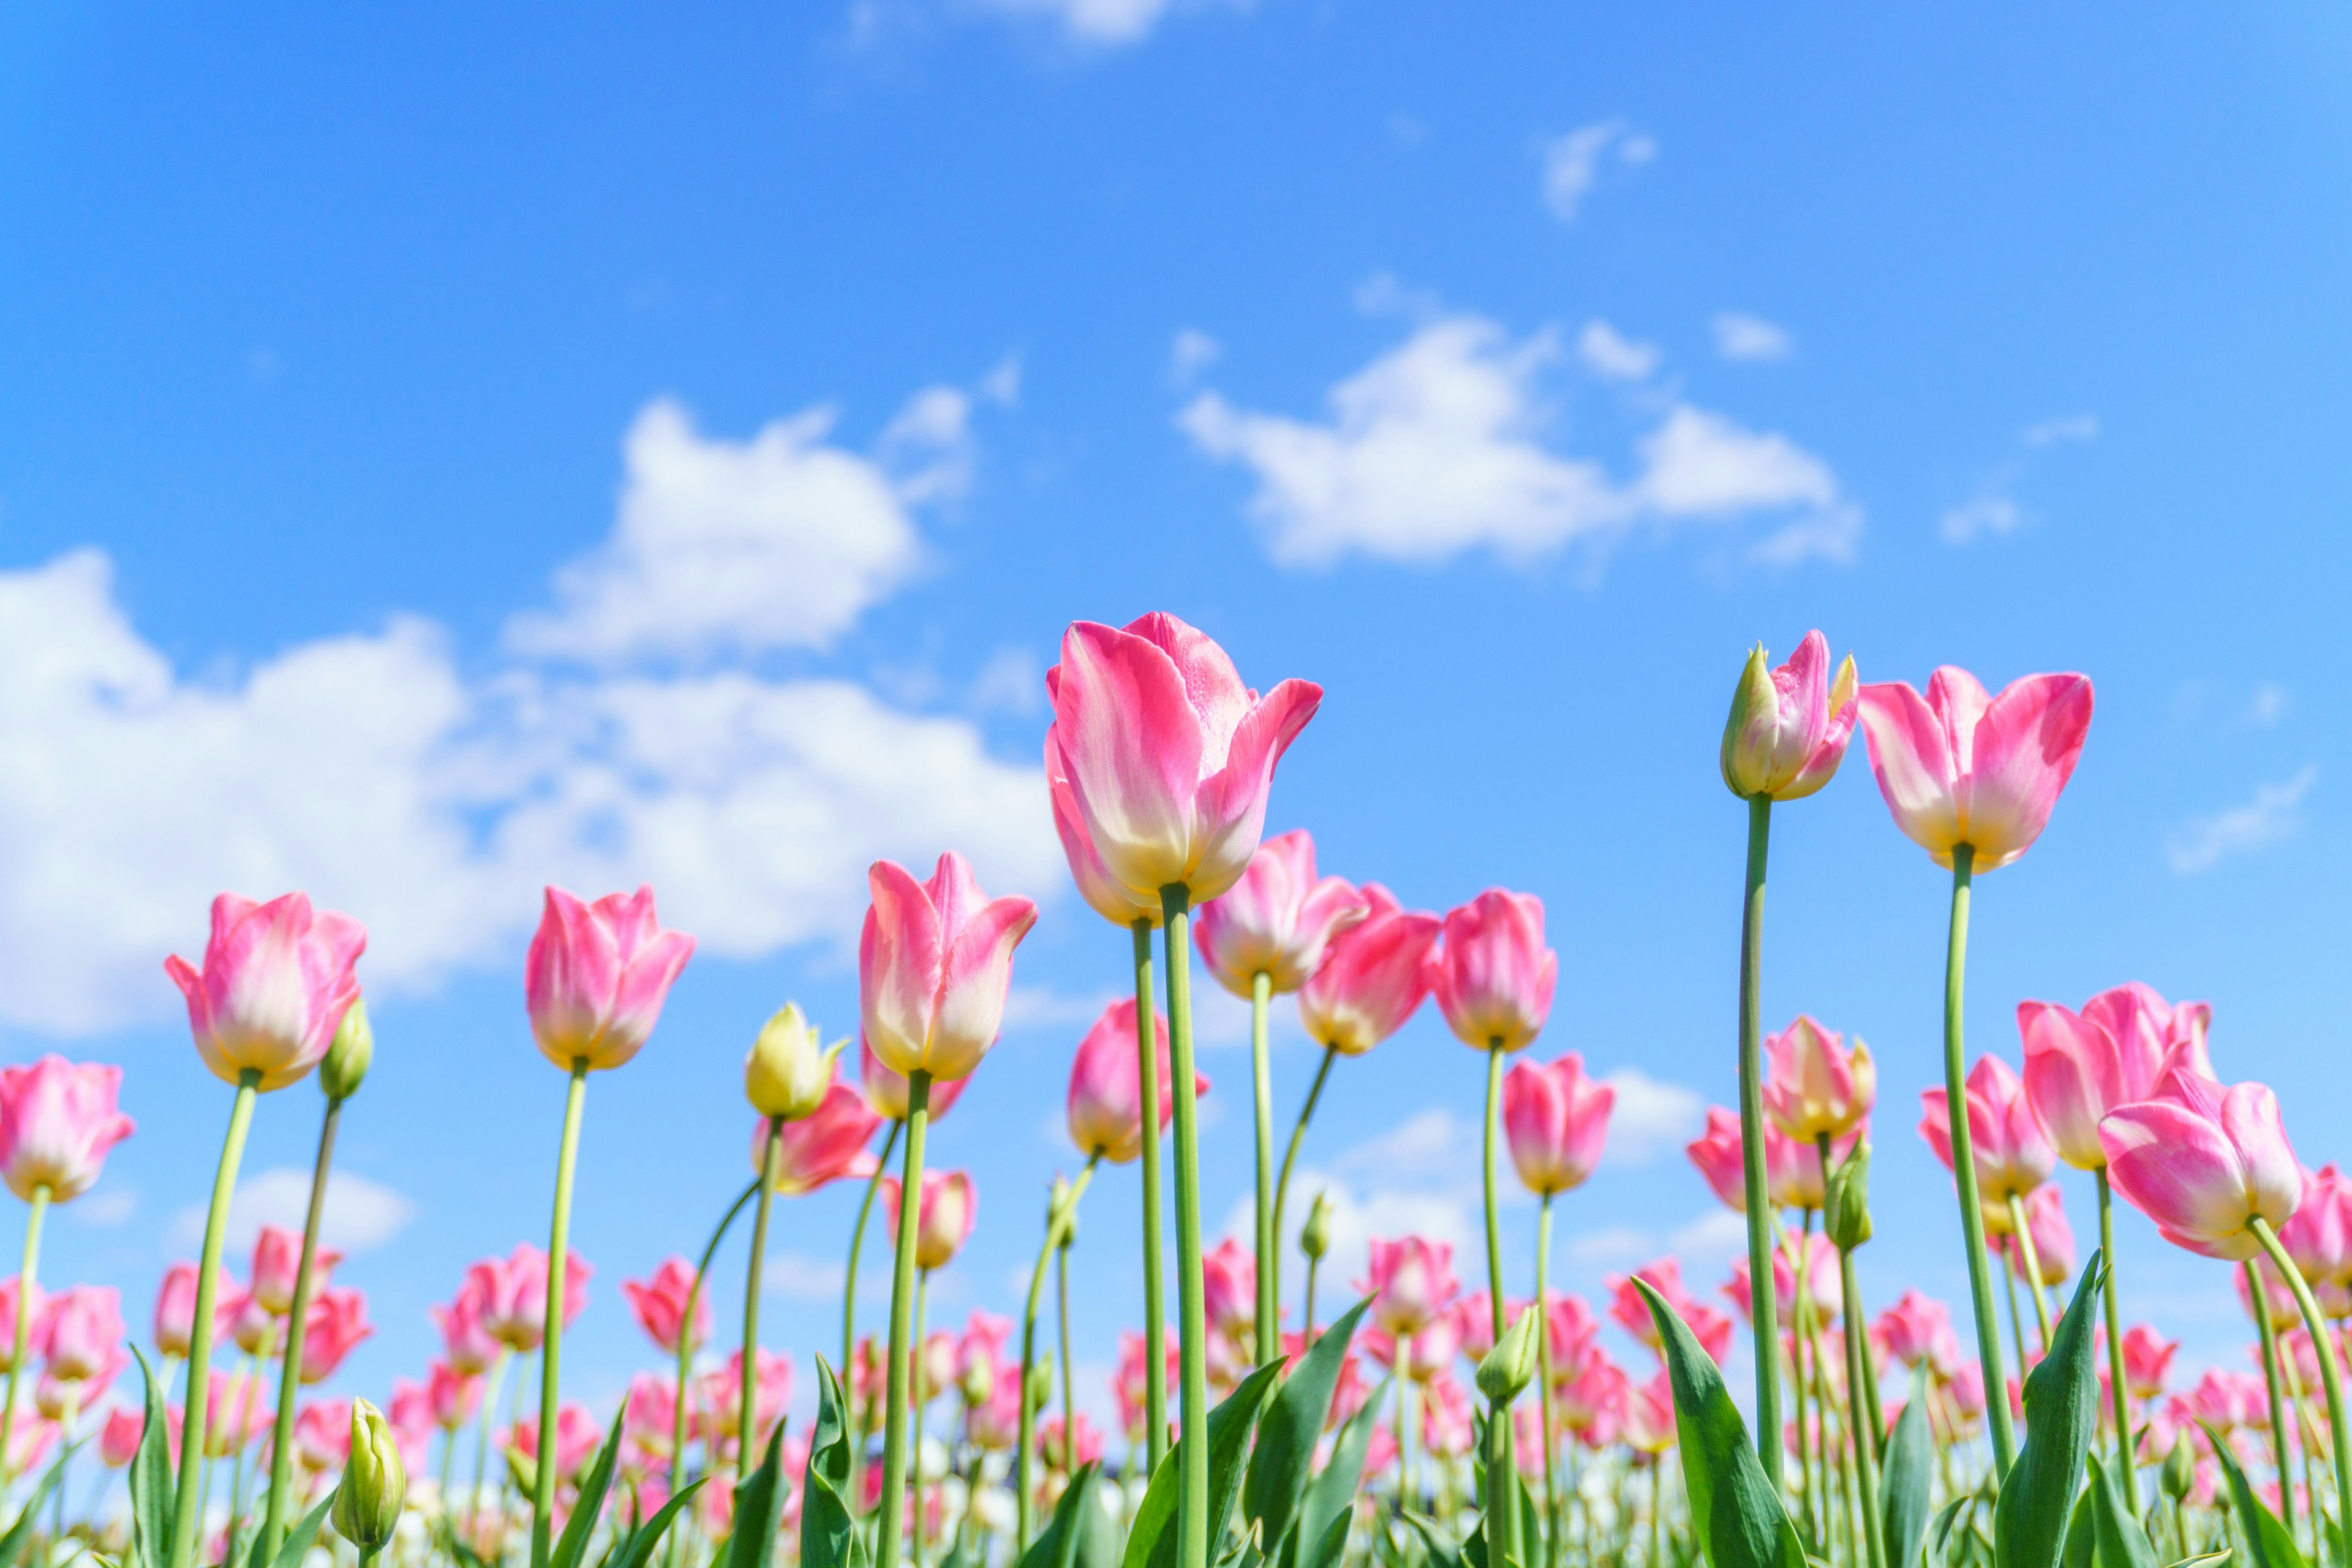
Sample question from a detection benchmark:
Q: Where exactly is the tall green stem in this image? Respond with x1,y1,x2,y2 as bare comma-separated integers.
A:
169,1072,260,1568
2280,1332,2324,1559
1014,1163,1093,1551
875,1071,932,1568
1159,888,1208,1568
530,1062,590,1568
2248,1259,2297,1539
1537,1194,1559,1568
1250,970,1277,1359
1057,1234,1077,1474
0,1183,50,1492
913,1268,932,1568
1735,795,1784,1482
1940,845,2016,1477
742,1117,784,1460
260,1095,344,1558
2248,1218,2352,1556
1481,1041,1519,1567
2002,1194,2053,1352
1132,918,1169,1473
1272,1046,1338,1292
845,1118,902,1517
1792,1224,1816,1544
2095,1170,2137,1514
673,1180,759,1568
1839,1248,1888,1568
470,1349,509,1545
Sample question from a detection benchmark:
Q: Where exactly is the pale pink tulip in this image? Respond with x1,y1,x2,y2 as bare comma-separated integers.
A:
859,853,1038,1084
1065,998,1205,1165
965,1365,1022,1451
1428,889,1557,1054
510,1404,601,1484
1720,631,1860,802
621,1256,709,1355
386,1378,434,1471
918,1329,959,1399
1454,1291,1503,1362
956,1308,1012,1387
2018,984,2212,1170
1724,1235,1841,1328
1685,1106,1844,1212
1546,1293,1601,1368
1200,1238,1256,1340
37,1352,126,1417
1358,1235,1458,1335
1036,1412,1104,1472
1607,1260,1736,1360
1872,1291,1962,1377
1363,1306,1465,1384
1193,831,1368,997
858,1038,969,1123
99,1406,144,1468
292,1286,372,1384
1295,884,1442,1057
1502,1051,1613,1196
1554,1346,1627,1439
1854,667,2094,872
430,1280,502,1376
758,1082,884,1194
165,892,367,1091
249,1224,341,1317
2120,1325,2178,1400
151,1263,233,1360
1044,613,1322,907
698,1348,793,1445
1424,1371,1477,1460
1919,1055,2056,1214
295,1398,353,1471
469,1245,592,1353
426,1359,481,1431
1623,1371,1678,1455
203,1370,266,1457
228,1290,276,1357
0,1056,134,1204
2279,1163,2352,1286
2101,1068,2302,1261
39,1284,124,1382
1115,1328,1179,1443
0,1278,43,1372
524,884,695,1072
880,1170,977,1271
1762,1016,1874,1141
2000,1183,2076,1286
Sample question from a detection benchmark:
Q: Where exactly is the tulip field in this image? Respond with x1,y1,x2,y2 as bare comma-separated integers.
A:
0,612,2340,1568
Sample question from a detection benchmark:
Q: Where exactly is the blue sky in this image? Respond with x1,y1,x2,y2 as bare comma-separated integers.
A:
2,1,2348,1446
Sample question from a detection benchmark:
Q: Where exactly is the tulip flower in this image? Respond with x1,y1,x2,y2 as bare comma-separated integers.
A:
1199,1238,1256,1347
2280,1163,2352,1287
1503,1052,1614,1198
426,1360,481,1433
249,1225,341,1319
858,1039,970,1125
99,1406,145,1469
1359,1236,1460,1336
294,1398,353,1472
1423,1373,1477,1460
1719,631,1859,803
860,854,1038,1087
290,1287,372,1384
744,1002,845,1122
698,1347,793,1455
2002,1183,2076,1287
880,1170,978,1273
761,1086,883,1195
470,1246,592,1353
1872,1291,1962,1378
622,1257,709,1355
1623,1371,1678,1455
1761,1016,1874,1142
2120,1325,2179,1400
1920,1056,2056,1217
510,1404,602,1487
1066,999,1204,1166
0,1056,134,1206
38,1284,123,1384
429,1283,500,1378
1724,1237,1841,1329
1362,1308,1467,1384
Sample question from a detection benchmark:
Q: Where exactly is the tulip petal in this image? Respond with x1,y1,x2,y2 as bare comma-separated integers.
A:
1856,681,1965,862
1054,620,1207,896
1123,611,1254,767
2101,1099,2256,1257
1955,673,2094,870
1189,677,1323,902
859,861,944,1074
928,894,1041,1080
2017,1000,2122,1170
2220,1082,2302,1231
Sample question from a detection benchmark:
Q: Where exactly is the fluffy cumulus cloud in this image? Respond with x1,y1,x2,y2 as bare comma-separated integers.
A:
0,388,1058,1035
1178,307,1858,570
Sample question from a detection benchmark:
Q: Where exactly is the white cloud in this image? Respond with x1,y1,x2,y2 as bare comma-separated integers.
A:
1940,413,2099,547
2022,413,2098,447
765,1251,889,1303
1539,121,1649,222
968,646,1046,715
1711,313,1792,363
69,1189,137,1229
1599,1069,1703,1168
2166,766,2320,875
1565,1209,1744,1272
168,1167,415,1256
1576,320,1660,382
1181,311,1857,571
1937,496,2024,545
2248,684,2291,727
1169,330,1222,388
966,0,1245,46
1669,1208,1747,1260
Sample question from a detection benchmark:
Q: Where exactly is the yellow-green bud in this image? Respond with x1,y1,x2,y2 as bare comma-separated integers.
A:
333,1398,407,1553
1300,1189,1332,1261
960,1357,993,1406
744,1003,845,1121
2162,1432,2196,1501
1824,1142,1874,1252
320,997,374,1104
1720,639,1857,801
1025,1362,1054,1412
1475,1306,1540,1406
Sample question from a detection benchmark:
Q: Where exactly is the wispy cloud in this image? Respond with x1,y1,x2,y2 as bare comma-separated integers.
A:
1711,313,1792,363
1538,121,1653,222
1599,1069,1704,1168
168,1169,415,1256
1939,412,2100,547
2166,766,2319,874
1577,320,1660,382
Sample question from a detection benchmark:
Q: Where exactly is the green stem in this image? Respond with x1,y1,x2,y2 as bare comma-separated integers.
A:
1302,1254,1318,1345
1939,844,2016,1477
168,1075,259,1568
2003,1194,2053,1352
530,1061,590,1568
914,1268,931,1568
1057,1235,1076,1474
260,1095,343,1559
1133,918,1169,1474
2249,1216,2352,1561
1482,1041,1519,1566
2248,1259,2298,1539
846,1118,902,1518
1271,1046,1338,1298
0,1183,50,1493
1840,1246,1887,1568
1251,970,1276,1359
673,1179,760,1568
2282,1330,2324,1560
875,1070,932,1568
2095,1170,2137,1514
470,1349,509,1545
2001,1247,2030,1392
1538,1194,1559,1568
1793,1221,1816,1545
1014,1163,1095,1550
1159,886,1209,1568
742,1117,784,1460
1736,795,1784,1483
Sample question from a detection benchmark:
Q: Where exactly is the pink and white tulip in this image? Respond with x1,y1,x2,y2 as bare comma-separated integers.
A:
1872,1291,1962,1377
430,1281,502,1376
621,1257,709,1355
1502,1051,1613,1196
880,1170,977,1272
38,1284,124,1383
859,1038,969,1123
1919,1055,2056,1215
1719,631,1860,802
1193,831,1368,996
1295,884,1442,1057
1359,1236,1459,1336
1066,998,1205,1165
0,1280,43,1373
1762,1016,1874,1141
151,1264,230,1360
469,1245,592,1353
2018,984,2212,1170
99,1406,145,1468
1200,1239,1256,1341
524,884,695,1073
0,1056,134,1204
2279,1163,2352,1287
1854,666,2094,872
2120,1325,2178,1400
165,892,367,1091
2101,1068,2301,1262
250,1224,341,1318
758,1082,884,1194
859,853,1038,1084
292,1286,372,1384
2000,1183,2076,1286
427,1359,482,1430
1428,889,1556,1054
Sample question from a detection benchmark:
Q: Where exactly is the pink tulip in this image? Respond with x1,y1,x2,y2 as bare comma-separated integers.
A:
294,1398,353,1471
2119,1325,2177,1400
1115,1328,1179,1443
292,1286,372,1384
37,1351,126,1418
0,1278,44,1373
1428,889,1557,1054
858,1038,970,1123
621,1256,709,1355
1200,1238,1256,1341
1554,1345,1627,1438
859,853,1039,1084
0,1056,135,1204
1720,631,1860,802
2018,984,2212,1170
203,1370,267,1457
1854,667,2094,872
99,1406,144,1468
1454,1291,1502,1362
1420,1371,1476,1459
1724,1235,1841,1329
698,1348,793,1445
919,1329,959,1398
1358,1235,1458,1335
1872,1291,1962,1377
1502,1052,1613,1196
2101,1068,2301,1261
1193,831,1368,997
2000,1184,2076,1286
38,1284,124,1382
956,1308,1012,1387
1623,1371,1678,1454
880,1170,976,1271
165,892,368,1091
151,1263,232,1360
431,1280,502,1376
1546,1293,1601,1367
1685,1106,1845,1213
2279,1163,2352,1286
228,1290,276,1357
386,1378,435,1472
1363,1306,1465,1384
1919,1055,2056,1213
1762,1016,1875,1141
758,1084,884,1194
1065,998,1207,1165
427,1359,481,1431
249,1224,342,1318
1044,613,1322,907
469,1245,592,1353
965,1365,1022,1451
1605,1259,1694,1351
510,1404,601,1484
524,884,696,1072
1295,884,1442,1057
1036,1412,1104,1472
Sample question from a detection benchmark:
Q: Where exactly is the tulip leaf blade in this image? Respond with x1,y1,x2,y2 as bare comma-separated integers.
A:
550,1394,633,1568
1243,1295,1373,1554
1126,1360,1285,1568
607,1480,707,1568
2059,1487,2095,1568
1401,1511,1469,1568
0,1442,78,1568
1017,1461,1112,1568
1881,1371,1937,1568
1632,1278,1806,1568
1994,1251,2107,1568
2199,1417,2309,1568
723,1413,793,1568
799,1357,866,1568
1298,1374,1387,1568
263,1490,337,1568
2087,1453,2158,1568
127,1346,175,1568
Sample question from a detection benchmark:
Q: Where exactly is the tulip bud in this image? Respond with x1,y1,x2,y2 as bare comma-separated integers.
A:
960,1359,992,1407
1025,1362,1054,1412
2160,1432,2195,1501
1824,1143,1874,1252
1475,1307,1540,1406
744,1004,844,1121
320,997,373,1104
1300,1190,1332,1261
1721,646,1781,799
333,1398,407,1554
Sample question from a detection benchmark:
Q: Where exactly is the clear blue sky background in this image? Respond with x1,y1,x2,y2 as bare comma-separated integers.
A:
1,2,2347,1452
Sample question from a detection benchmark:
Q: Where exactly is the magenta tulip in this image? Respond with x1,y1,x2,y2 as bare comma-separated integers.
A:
1359,1236,1459,1336
1193,831,1368,996
1854,667,2094,872
1201,1238,1256,1341
291,1286,372,1384
38,1285,124,1383
859,853,1038,1084
1919,1055,2056,1218
1761,1016,1874,1142
249,1224,341,1318
1066,998,1206,1165
2119,1325,2177,1399
469,1245,592,1353
2101,1069,2301,1261
1430,889,1556,1054
165,892,366,1091
621,1257,709,1355
524,884,695,1073
1719,630,1860,802
1296,884,1441,1056
759,1082,884,1194
99,1406,144,1469
880,1170,977,1271
1502,1052,1613,1197
1871,1291,1962,1377
0,1056,134,1204
2018,985,2211,1170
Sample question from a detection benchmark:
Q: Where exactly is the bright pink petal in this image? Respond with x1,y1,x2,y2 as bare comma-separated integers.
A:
1188,678,1323,902
1054,621,1207,897
2101,1100,2256,1257
859,861,944,1076
927,894,1040,1080
2017,1001,2122,1170
1954,673,2094,870
1123,612,1253,768
1856,681,1963,862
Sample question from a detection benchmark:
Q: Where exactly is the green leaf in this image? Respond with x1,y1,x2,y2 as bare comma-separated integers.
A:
0,1441,80,1568
1631,1278,1806,1568
1881,1372,1937,1568
1019,1461,1104,1568
266,1491,337,1568
2059,1488,2095,1568
1298,1380,1385,1568
1929,1499,1970,1568
723,1416,794,1568
551,1395,634,1568
1994,1251,2108,1568
2200,1417,2308,1568
127,1347,175,1568
2086,1454,2157,1568
1243,1297,1373,1554
799,1357,866,1568
1126,1361,1286,1568
605,1480,707,1568
1400,1513,1467,1568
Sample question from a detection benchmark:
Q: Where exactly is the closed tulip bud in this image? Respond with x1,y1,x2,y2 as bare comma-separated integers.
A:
320,997,374,1103
2160,1433,2195,1502
744,1004,844,1121
960,1359,992,1407
333,1398,406,1554
1825,1143,1873,1251
1300,1190,1332,1261
1475,1307,1540,1405
1720,634,1860,803
1025,1362,1054,1411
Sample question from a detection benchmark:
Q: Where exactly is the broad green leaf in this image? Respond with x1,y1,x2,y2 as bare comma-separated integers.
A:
128,1348,174,1568
2199,1417,2308,1568
800,1358,865,1568
1121,1444,1177,1568
551,1395,634,1568
723,1415,794,1568
606,1480,707,1568
1019,1461,1103,1568
2059,1488,2095,1568
1880,1373,1936,1568
1243,1297,1373,1553
1929,1498,1969,1568
0,1441,80,1568
1297,1377,1386,1568
1632,1278,1806,1568
2086,1455,2157,1568
1994,1251,2107,1568
265,1492,337,1568
1400,1513,1467,1568
1127,1362,1285,1568
1300,1512,1350,1568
